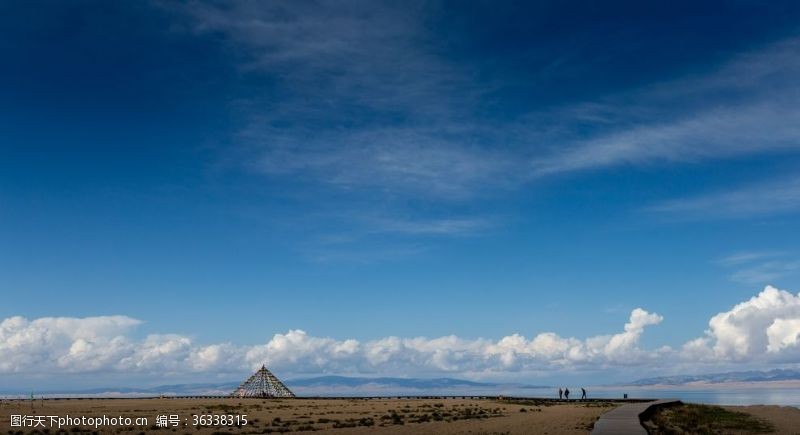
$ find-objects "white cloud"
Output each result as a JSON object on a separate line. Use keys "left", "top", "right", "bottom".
{"left": 0, "top": 316, "right": 245, "bottom": 376}
{"left": 0, "top": 309, "right": 663, "bottom": 377}
{"left": 767, "top": 318, "right": 800, "bottom": 353}
{"left": 0, "top": 315, "right": 140, "bottom": 373}
{"left": 682, "top": 285, "right": 800, "bottom": 361}
{"left": 604, "top": 308, "right": 663, "bottom": 360}
{"left": 244, "top": 311, "right": 667, "bottom": 375}
{"left": 4, "top": 286, "right": 800, "bottom": 379}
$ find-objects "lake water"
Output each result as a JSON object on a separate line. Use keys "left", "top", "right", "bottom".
{"left": 506, "top": 387, "right": 800, "bottom": 407}
{"left": 597, "top": 388, "right": 800, "bottom": 407}
{"left": 290, "top": 385, "right": 800, "bottom": 407}
{"left": 4, "top": 386, "right": 799, "bottom": 407}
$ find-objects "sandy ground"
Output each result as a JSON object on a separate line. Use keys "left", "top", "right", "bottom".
{"left": 726, "top": 405, "right": 800, "bottom": 434}
{"left": 0, "top": 397, "right": 615, "bottom": 434}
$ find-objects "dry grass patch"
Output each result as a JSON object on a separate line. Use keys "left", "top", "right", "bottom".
{"left": 644, "top": 403, "right": 775, "bottom": 434}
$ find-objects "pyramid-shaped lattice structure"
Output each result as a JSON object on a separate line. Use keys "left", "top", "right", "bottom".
{"left": 231, "top": 365, "right": 295, "bottom": 398}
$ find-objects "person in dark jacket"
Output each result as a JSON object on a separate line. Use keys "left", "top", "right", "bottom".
{"left": 558, "top": 388, "right": 563, "bottom": 399}
{"left": 581, "top": 388, "right": 587, "bottom": 399}
{"left": 564, "top": 388, "right": 570, "bottom": 400}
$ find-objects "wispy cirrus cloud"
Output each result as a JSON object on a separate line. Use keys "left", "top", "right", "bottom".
{"left": 241, "top": 125, "right": 516, "bottom": 198}
{"left": 296, "top": 216, "right": 491, "bottom": 263}
{"left": 717, "top": 251, "right": 786, "bottom": 267}
{"left": 363, "top": 216, "right": 493, "bottom": 236}
{"left": 173, "top": 2, "right": 800, "bottom": 198}
{"left": 647, "top": 176, "right": 800, "bottom": 220}
{"left": 176, "top": 0, "right": 510, "bottom": 199}
{"left": 531, "top": 36, "right": 800, "bottom": 176}
{"left": 531, "top": 102, "right": 800, "bottom": 176}
{"left": 160, "top": 0, "right": 800, "bottom": 264}
{"left": 730, "top": 261, "right": 800, "bottom": 285}
{"left": 716, "top": 251, "right": 800, "bottom": 285}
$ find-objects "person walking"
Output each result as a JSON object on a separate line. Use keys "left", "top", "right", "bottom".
{"left": 558, "top": 388, "right": 563, "bottom": 399}
{"left": 581, "top": 388, "right": 587, "bottom": 400}
{"left": 564, "top": 388, "right": 570, "bottom": 400}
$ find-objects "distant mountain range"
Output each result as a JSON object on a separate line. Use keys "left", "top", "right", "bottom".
{"left": 1, "top": 377, "right": 550, "bottom": 397}
{"left": 8, "top": 370, "right": 796, "bottom": 398}
{"left": 290, "top": 376, "right": 502, "bottom": 389}
{"left": 0, "top": 382, "right": 239, "bottom": 397}
{"left": 627, "top": 369, "right": 800, "bottom": 386}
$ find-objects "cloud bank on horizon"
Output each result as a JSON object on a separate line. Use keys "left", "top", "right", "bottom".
{"left": 2, "top": 286, "right": 799, "bottom": 380}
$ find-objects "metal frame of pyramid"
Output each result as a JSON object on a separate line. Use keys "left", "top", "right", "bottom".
{"left": 231, "top": 365, "right": 295, "bottom": 398}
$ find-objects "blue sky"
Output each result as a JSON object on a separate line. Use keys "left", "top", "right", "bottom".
{"left": 2, "top": 0, "right": 800, "bottom": 387}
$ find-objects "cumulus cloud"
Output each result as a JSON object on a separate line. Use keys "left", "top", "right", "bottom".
{"left": 4, "top": 287, "right": 800, "bottom": 378}
{"left": 1, "top": 308, "right": 663, "bottom": 377}
{"left": 682, "top": 286, "right": 800, "bottom": 361}
{"left": 767, "top": 318, "right": 800, "bottom": 354}
{"left": 0, "top": 316, "right": 140, "bottom": 373}
{"left": 0, "top": 316, "right": 246, "bottom": 375}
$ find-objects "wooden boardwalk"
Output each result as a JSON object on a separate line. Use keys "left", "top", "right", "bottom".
{"left": 591, "top": 399, "right": 681, "bottom": 435}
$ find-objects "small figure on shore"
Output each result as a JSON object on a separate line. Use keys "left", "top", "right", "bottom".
{"left": 558, "top": 388, "right": 563, "bottom": 399}
{"left": 564, "top": 388, "right": 570, "bottom": 400}
{"left": 581, "top": 388, "right": 587, "bottom": 399}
